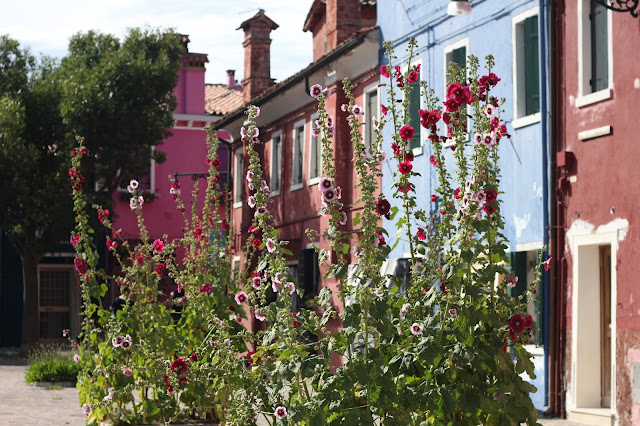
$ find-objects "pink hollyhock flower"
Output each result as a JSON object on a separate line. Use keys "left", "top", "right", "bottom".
{"left": 255, "top": 310, "right": 266, "bottom": 322}
{"left": 318, "top": 177, "right": 334, "bottom": 192}
{"left": 449, "top": 309, "right": 458, "bottom": 318}
{"left": 246, "top": 170, "right": 254, "bottom": 182}
{"left": 73, "top": 354, "right": 80, "bottom": 363}
{"left": 266, "top": 238, "right": 276, "bottom": 253}
{"left": 272, "top": 280, "right": 279, "bottom": 293}
{"left": 256, "top": 206, "right": 267, "bottom": 216}
{"left": 398, "top": 161, "right": 413, "bottom": 175}
{"left": 485, "top": 104, "right": 496, "bottom": 118}
{"left": 112, "top": 335, "right": 124, "bottom": 347}
{"left": 199, "top": 284, "right": 212, "bottom": 294}
{"left": 106, "top": 240, "right": 117, "bottom": 251}
{"left": 235, "top": 291, "right": 248, "bottom": 305}
{"left": 309, "top": 84, "right": 323, "bottom": 98}
{"left": 284, "top": 282, "right": 295, "bottom": 295}
{"left": 74, "top": 258, "right": 88, "bottom": 275}
{"left": 339, "top": 212, "right": 348, "bottom": 226}
{"left": 82, "top": 403, "right": 91, "bottom": 415}
{"left": 399, "top": 125, "right": 415, "bottom": 141}
{"left": 98, "top": 209, "right": 109, "bottom": 223}
{"left": 416, "top": 227, "right": 427, "bottom": 241}
{"left": 70, "top": 234, "right": 81, "bottom": 247}
{"left": 274, "top": 272, "right": 282, "bottom": 284}
{"left": 410, "top": 322, "right": 423, "bottom": 335}
{"left": 275, "top": 406, "right": 288, "bottom": 420}
{"left": 373, "top": 231, "right": 386, "bottom": 246}
{"left": 544, "top": 257, "right": 552, "bottom": 272}
{"left": 152, "top": 239, "right": 164, "bottom": 253}
{"left": 129, "top": 179, "right": 139, "bottom": 190}
{"left": 400, "top": 303, "right": 410, "bottom": 320}
{"left": 504, "top": 274, "right": 518, "bottom": 288}
{"left": 380, "top": 64, "right": 391, "bottom": 78}
{"left": 120, "top": 338, "right": 131, "bottom": 349}
{"left": 252, "top": 276, "right": 262, "bottom": 290}
{"left": 351, "top": 104, "right": 363, "bottom": 115}
{"left": 482, "top": 133, "right": 496, "bottom": 147}
{"left": 248, "top": 196, "right": 256, "bottom": 208}
{"left": 429, "top": 155, "right": 439, "bottom": 166}
{"left": 123, "top": 367, "right": 132, "bottom": 376}
{"left": 473, "top": 133, "right": 482, "bottom": 145}
{"left": 322, "top": 189, "right": 337, "bottom": 204}
{"left": 413, "top": 261, "right": 426, "bottom": 274}
{"left": 381, "top": 104, "right": 388, "bottom": 116}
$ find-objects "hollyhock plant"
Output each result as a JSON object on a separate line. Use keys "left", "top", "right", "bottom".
{"left": 275, "top": 406, "right": 287, "bottom": 420}
{"left": 152, "top": 239, "right": 165, "bottom": 253}
{"left": 399, "top": 125, "right": 415, "bottom": 141}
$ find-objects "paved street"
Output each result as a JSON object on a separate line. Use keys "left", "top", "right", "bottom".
{"left": 0, "top": 360, "right": 585, "bottom": 425}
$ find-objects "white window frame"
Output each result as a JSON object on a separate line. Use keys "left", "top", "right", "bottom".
{"left": 290, "top": 119, "right": 306, "bottom": 191}
{"left": 363, "top": 83, "right": 380, "bottom": 151}
{"left": 401, "top": 58, "right": 424, "bottom": 156}
{"left": 233, "top": 146, "right": 244, "bottom": 209}
{"left": 307, "top": 113, "right": 322, "bottom": 186}
{"left": 576, "top": 0, "right": 613, "bottom": 108}
{"left": 512, "top": 7, "right": 542, "bottom": 129}
{"left": 443, "top": 38, "right": 470, "bottom": 144}
{"left": 269, "top": 130, "right": 283, "bottom": 197}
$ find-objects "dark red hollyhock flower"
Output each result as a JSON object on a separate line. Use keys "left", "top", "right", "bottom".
{"left": 171, "top": 357, "right": 188, "bottom": 376}
{"left": 98, "top": 209, "right": 109, "bottom": 223}
{"left": 155, "top": 262, "right": 166, "bottom": 276}
{"left": 380, "top": 64, "right": 391, "bottom": 78}
{"left": 381, "top": 104, "right": 388, "bottom": 116}
{"left": 430, "top": 194, "right": 437, "bottom": 202}
{"left": 212, "top": 158, "right": 221, "bottom": 168}
{"left": 74, "top": 258, "right": 88, "bottom": 275}
{"left": 398, "top": 161, "right": 413, "bottom": 175}
{"left": 247, "top": 350, "right": 262, "bottom": 365}
{"left": 163, "top": 374, "right": 174, "bottom": 394}
{"left": 391, "top": 142, "right": 401, "bottom": 156}
{"left": 172, "top": 181, "right": 181, "bottom": 190}
{"left": 375, "top": 231, "right": 386, "bottom": 246}
{"left": 376, "top": 199, "right": 391, "bottom": 216}
{"left": 442, "top": 113, "right": 452, "bottom": 125}
{"left": 405, "top": 152, "right": 414, "bottom": 162}
{"left": 419, "top": 109, "right": 442, "bottom": 127}
{"left": 524, "top": 315, "right": 533, "bottom": 328}
{"left": 293, "top": 312, "right": 300, "bottom": 327}
{"left": 248, "top": 225, "right": 261, "bottom": 234}
{"left": 416, "top": 227, "right": 427, "bottom": 241}
{"left": 407, "top": 70, "right": 419, "bottom": 84}
{"left": 484, "top": 189, "right": 498, "bottom": 203}
{"left": 483, "top": 204, "right": 497, "bottom": 215}
{"left": 398, "top": 182, "right": 413, "bottom": 194}
{"left": 252, "top": 238, "right": 262, "bottom": 250}
{"left": 453, "top": 187, "right": 462, "bottom": 200}
{"left": 399, "top": 125, "right": 415, "bottom": 141}
{"left": 213, "top": 174, "right": 222, "bottom": 183}
{"left": 509, "top": 314, "right": 526, "bottom": 334}
{"left": 446, "top": 82, "right": 473, "bottom": 105}
{"left": 189, "top": 353, "right": 197, "bottom": 362}
{"left": 444, "top": 99, "right": 459, "bottom": 113}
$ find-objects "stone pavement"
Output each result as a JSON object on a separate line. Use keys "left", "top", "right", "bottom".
{"left": 0, "top": 361, "right": 586, "bottom": 425}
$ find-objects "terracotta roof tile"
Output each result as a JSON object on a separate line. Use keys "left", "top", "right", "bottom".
{"left": 205, "top": 84, "right": 244, "bottom": 116}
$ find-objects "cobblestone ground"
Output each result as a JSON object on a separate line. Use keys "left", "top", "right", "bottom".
{"left": 0, "top": 361, "right": 584, "bottom": 425}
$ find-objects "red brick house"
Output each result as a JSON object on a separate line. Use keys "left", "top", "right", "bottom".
{"left": 552, "top": 2, "right": 640, "bottom": 424}
{"left": 213, "top": 1, "right": 379, "bottom": 335}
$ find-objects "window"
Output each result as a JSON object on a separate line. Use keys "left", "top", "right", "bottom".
{"left": 233, "top": 147, "right": 243, "bottom": 207}
{"left": 270, "top": 131, "right": 282, "bottom": 195}
{"left": 513, "top": 8, "right": 541, "bottom": 127}
{"left": 291, "top": 120, "right": 305, "bottom": 190}
{"left": 444, "top": 39, "right": 469, "bottom": 142}
{"left": 308, "top": 114, "right": 322, "bottom": 184}
{"left": 115, "top": 146, "right": 157, "bottom": 193}
{"left": 577, "top": 0, "right": 612, "bottom": 107}
{"left": 364, "top": 86, "right": 379, "bottom": 150}
{"left": 407, "top": 70, "right": 422, "bottom": 151}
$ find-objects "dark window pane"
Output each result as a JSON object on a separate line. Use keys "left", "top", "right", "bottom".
{"left": 524, "top": 15, "right": 540, "bottom": 115}
{"left": 590, "top": 1, "right": 609, "bottom": 92}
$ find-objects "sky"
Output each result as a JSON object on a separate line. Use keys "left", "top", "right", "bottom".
{"left": 0, "top": 0, "right": 313, "bottom": 85}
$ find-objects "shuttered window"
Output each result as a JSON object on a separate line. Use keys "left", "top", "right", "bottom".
{"left": 408, "top": 78, "right": 422, "bottom": 150}
{"left": 590, "top": 0, "right": 609, "bottom": 93}
{"left": 298, "top": 249, "right": 319, "bottom": 306}
{"left": 524, "top": 16, "right": 540, "bottom": 116}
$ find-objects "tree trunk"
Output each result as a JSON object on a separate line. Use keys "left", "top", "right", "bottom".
{"left": 20, "top": 251, "right": 42, "bottom": 346}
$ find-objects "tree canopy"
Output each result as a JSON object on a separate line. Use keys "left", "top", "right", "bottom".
{"left": 0, "top": 28, "right": 183, "bottom": 345}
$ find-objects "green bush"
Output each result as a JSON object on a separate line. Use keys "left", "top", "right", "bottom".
{"left": 25, "top": 345, "right": 80, "bottom": 384}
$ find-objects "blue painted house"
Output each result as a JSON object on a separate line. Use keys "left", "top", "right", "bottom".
{"left": 377, "top": 0, "right": 552, "bottom": 411}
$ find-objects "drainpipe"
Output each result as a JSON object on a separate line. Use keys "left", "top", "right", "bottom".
{"left": 539, "top": 0, "right": 552, "bottom": 411}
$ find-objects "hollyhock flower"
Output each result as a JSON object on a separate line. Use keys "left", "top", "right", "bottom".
{"left": 334, "top": 186, "right": 342, "bottom": 199}
{"left": 246, "top": 170, "right": 254, "bottom": 182}
{"left": 322, "top": 189, "right": 337, "bottom": 204}
{"left": 82, "top": 403, "right": 91, "bottom": 415}
{"left": 272, "top": 280, "right": 279, "bottom": 293}
{"left": 544, "top": 257, "right": 553, "bottom": 272}
{"left": 408, "top": 69, "right": 419, "bottom": 83}
{"left": 120, "top": 339, "right": 131, "bottom": 349}
{"left": 413, "top": 261, "right": 426, "bottom": 274}
{"left": 473, "top": 133, "right": 482, "bottom": 145}
{"left": 485, "top": 189, "right": 498, "bottom": 203}
{"left": 509, "top": 314, "right": 526, "bottom": 334}
{"left": 123, "top": 367, "right": 132, "bottom": 376}
{"left": 318, "top": 177, "right": 333, "bottom": 192}
{"left": 504, "top": 274, "right": 519, "bottom": 288}
{"left": 293, "top": 312, "right": 301, "bottom": 326}
{"left": 199, "top": 284, "right": 212, "bottom": 294}
{"left": 380, "top": 151, "right": 389, "bottom": 162}
{"left": 284, "top": 282, "right": 295, "bottom": 295}
{"left": 398, "top": 161, "right": 413, "bottom": 175}
{"left": 339, "top": 212, "right": 348, "bottom": 226}
{"left": 380, "top": 64, "right": 391, "bottom": 78}
{"left": 152, "top": 239, "right": 164, "bottom": 253}
{"left": 399, "top": 125, "right": 415, "bottom": 141}
{"left": 400, "top": 303, "right": 410, "bottom": 320}
{"left": 410, "top": 322, "right": 423, "bottom": 335}
{"left": 446, "top": 82, "right": 473, "bottom": 105}
{"left": 74, "top": 258, "right": 88, "bottom": 275}
{"left": 351, "top": 104, "right": 363, "bottom": 115}
{"left": 248, "top": 183, "right": 255, "bottom": 191}
{"left": 453, "top": 187, "right": 462, "bottom": 200}
{"left": 311, "top": 127, "right": 320, "bottom": 137}
{"left": 163, "top": 374, "right": 174, "bottom": 394}
{"left": 405, "top": 152, "right": 414, "bottom": 162}
{"left": 70, "top": 234, "right": 81, "bottom": 247}
{"left": 98, "top": 209, "right": 109, "bottom": 223}
{"left": 248, "top": 196, "right": 256, "bottom": 208}
{"left": 485, "top": 104, "right": 496, "bottom": 118}
{"left": 429, "top": 155, "right": 439, "bottom": 166}
{"left": 310, "top": 84, "right": 323, "bottom": 98}
{"left": 171, "top": 357, "right": 188, "bottom": 376}
{"left": 483, "top": 204, "right": 497, "bottom": 215}
{"left": 274, "top": 272, "right": 283, "bottom": 284}
{"left": 449, "top": 309, "right": 458, "bottom": 318}
{"left": 373, "top": 231, "right": 386, "bottom": 246}
{"left": 416, "top": 227, "right": 427, "bottom": 241}
{"left": 482, "top": 132, "right": 496, "bottom": 147}
{"left": 106, "top": 240, "right": 118, "bottom": 251}
{"left": 252, "top": 238, "right": 262, "bottom": 250}
{"left": 211, "top": 158, "right": 221, "bottom": 168}
{"left": 252, "top": 276, "right": 262, "bottom": 290}
{"left": 248, "top": 225, "right": 260, "bottom": 234}
{"left": 189, "top": 352, "right": 198, "bottom": 362}
{"left": 155, "top": 263, "right": 166, "bottom": 276}
{"left": 255, "top": 310, "right": 266, "bottom": 322}
{"left": 256, "top": 206, "right": 267, "bottom": 216}
{"left": 376, "top": 199, "right": 391, "bottom": 216}
{"left": 381, "top": 104, "right": 388, "bottom": 116}
{"left": 275, "top": 406, "right": 288, "bottom": 420}
{"left": 130, "top": 179, "right": 139, "bottom": 190}
{"left": 398, "top": 182, "right": 413, "bottom": 193}
{"left": 444, "top": 98, "right": 459, "bottom": 112}
{"left": 73, "top": 354, "right": 80, "bottom": 363}
{"left": 235, "top": 291, "right": 248, "bottom": 305}
{"left": 341, "top": 103, "right": 348, "bottom": 112}
{"left": 265, "top": 238, "right": 277, "bottom": 253}
{"left": 524, "top": 314, "right": 533, "bottom": 328}
{"left": 112, "top": 335, "right": 124, "bottom": 347}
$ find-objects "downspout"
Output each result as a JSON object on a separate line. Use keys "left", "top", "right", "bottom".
{"left": 539, "top": 0, "right": 552, "bottom": 410}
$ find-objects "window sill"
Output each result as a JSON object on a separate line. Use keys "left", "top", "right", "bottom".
{"left": 307, "top": 177, "right": 321, "bottom": 187}
{"left": 411, "top": 146, "right": 423, "bottom": 156}
{"left": 268, "top": 190, "right": 280, "bottom": 198}
{"left": 233, "top": 201, "right": 243, "bottom": 209}
{"left": 289, "top": 183, "right": 304, "bottom": 192}
{"left": 575, "top": 88, "right": 613, "bottom": 108}
{"left": 512, "top": 112, "right": 541, "bottom": 129}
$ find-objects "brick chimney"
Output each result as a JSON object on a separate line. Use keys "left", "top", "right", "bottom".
{"left": 326, "top": 0, "right": 361, "bottom": 51}
{"left": 226, "top": 69, "right": 240, "bottom": 90}
{"left": 238, "top": 9, "right": 279, "bottom": 103}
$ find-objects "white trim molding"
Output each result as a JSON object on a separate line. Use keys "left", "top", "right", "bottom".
{"left": 512, "top": 6, "right": 540, "bottom": 123}
{"left": 578, "top": 125, "right": 612, "bottom": 141}
{"left": 577, "top": 0, "right": 613, "bottom": 100}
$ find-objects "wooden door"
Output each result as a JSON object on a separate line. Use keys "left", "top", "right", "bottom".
{"left": 599, "top": 245, "right": 611, "bottom": 408}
